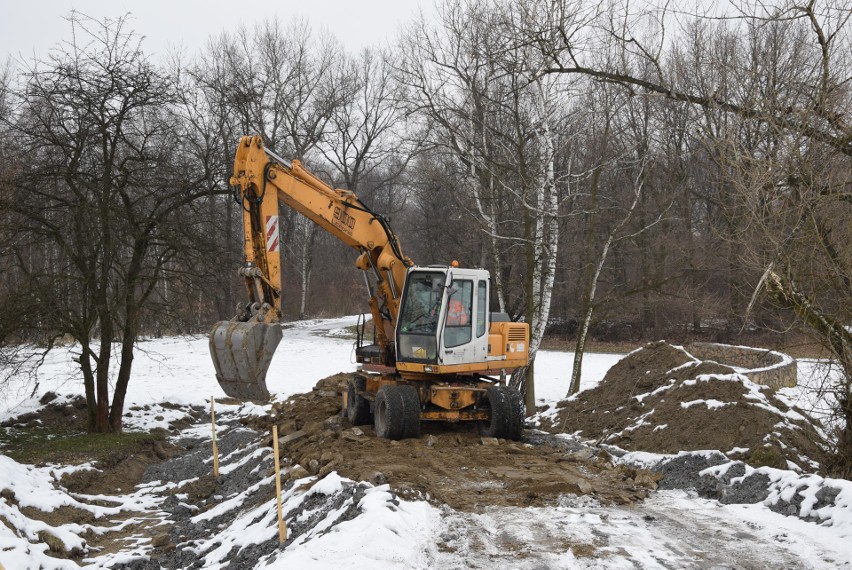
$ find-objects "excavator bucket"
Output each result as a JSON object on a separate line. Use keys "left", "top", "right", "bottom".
{"left": 209, "top": 321, "right": 283, "bottom": 401}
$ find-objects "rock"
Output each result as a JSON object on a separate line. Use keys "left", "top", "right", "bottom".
{"left": 324, "top": 415, "right": 344, "bottom": 431}
{"left": 152, "top": 533, "right": 171, "bottom": 548}
{"left": 480, "top": 437, "right": 499, "bottom": 446}
{"left": 277, "top": 420, "right": 298, "bottom": 434}
{"left": 0, "top": 488, "right": 16, "bottom": 502}
{"left": 278, "top": 430, "right": 307, "bottom": 446}
{"left": 317, "top": 390, "right": 339, "bottom": 398}
{"left": 634, "top": 471, "right": 661, "bottom": 490}
{"left": 350, "top": 427, "right": 364, "bottom": 436}
{"left": 565, "top": 474, "right": 594, "bottom": 495}
{"left": 370, "top": 471, "right": 387, "bottom": 485}
{"left": 308, "top": 459, "right": 320, "bottom": 475}
{"left": 39, "top": 392, "right": 58, "bottom": 404}
{"left": 426, "top": 435, "right": 436, "bottom": 447}
{"left": 288, "top": 465, "right": 310, "bottom": 480}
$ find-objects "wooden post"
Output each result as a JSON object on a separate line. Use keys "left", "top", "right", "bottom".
{"left": 272, "top": 424, "right": 287, "bottom": 544}
{"left": 211, "top": 397, "right": 219, "bottom": 478}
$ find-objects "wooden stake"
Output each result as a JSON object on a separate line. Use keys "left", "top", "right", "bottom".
{"left": 272, "top": 424, "right": 287, "bottom": 544}
{"left": 211, "top": 396, "right": 219, "bottom": 478}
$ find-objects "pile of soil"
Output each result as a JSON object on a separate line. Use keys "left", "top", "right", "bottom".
{"left": 0, "top": 392, "right": 89, "bottom": 431}
{"left": 538, "top": 341, "right": 826, "bottom": 471}
{"left": 244, "top": 373, "right": 660, "bottom": 511}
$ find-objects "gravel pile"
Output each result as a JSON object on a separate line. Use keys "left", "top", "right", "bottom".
{"left": 115, "top": 414, "right": 373, "bottom": 570}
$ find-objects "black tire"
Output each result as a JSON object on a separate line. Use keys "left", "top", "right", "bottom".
{"left": 374, "top": 385, "right": 406, "bottom": 440}
{"left": 347, "top": 375, "right": 372, "bottom": 426}
{"left": 480, "top": 386, "right": 524, "bottom": 440}
{"left": 503, "top": 386, "right": 525, "bottom": 441}
{"left": 398, "top": 384, "right": 422, "bottom": 439}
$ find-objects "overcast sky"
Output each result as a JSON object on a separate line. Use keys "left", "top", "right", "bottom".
{"left": 1, "top": 0, "right": 435, "bottom": 63}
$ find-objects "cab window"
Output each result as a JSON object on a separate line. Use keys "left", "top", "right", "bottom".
{"left": 476, "top": 281, "right": 487, "bottom": 337}
{"left": 444, "top": 279, "right": 472, "bottom": 348}
{"left": 397, "top": 271, "right": 444, "bottom": 362}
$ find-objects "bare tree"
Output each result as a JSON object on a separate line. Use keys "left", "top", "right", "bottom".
{"left": 398, "top": 0, "right": 578, "bottom": 411}
{"left": 1, "top": 13, "right": 213, "bottom": 432}
{"left": 320, "top": 47, "right": 409, "bottom": 192}
{"left": 521, "top": 0, "right": 852, "bottom": 473}
{"left": 193, "top": 19, "right": 352, "bottom": 320}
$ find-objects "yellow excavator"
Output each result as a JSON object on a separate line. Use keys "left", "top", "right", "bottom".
{"left": 210, "top": 135, "right": 529, "bottom": 440}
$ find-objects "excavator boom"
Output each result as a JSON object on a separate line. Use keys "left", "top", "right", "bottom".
{"left": 210, "top": 135, "right": 411, "bottom": 400}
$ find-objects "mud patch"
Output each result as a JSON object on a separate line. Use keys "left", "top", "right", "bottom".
{"left": 57, "top": 438, "right": 183, "bottom": 495}
{"left": 245, "top": 374, "right": 658, "bottom": 512}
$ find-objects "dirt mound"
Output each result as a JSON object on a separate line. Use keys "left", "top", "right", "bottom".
{"left": 243, "top": 373, "right": 660, "bottom": 511}
{"left": 538, "top": 342, "right": 826, "bottom": 471}
{"left": 1, "top": 392, "right": 89, "bottom": 431}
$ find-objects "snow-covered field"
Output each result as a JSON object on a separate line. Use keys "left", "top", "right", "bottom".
{"left": 1, "top": 317, "right": 851, "bottom": 569}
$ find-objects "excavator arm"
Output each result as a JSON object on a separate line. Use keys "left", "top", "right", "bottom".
{"left": 210, "top": 135, "right": 412, "bottom": 400}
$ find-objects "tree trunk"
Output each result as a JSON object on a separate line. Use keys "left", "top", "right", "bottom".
{"left": 570, "top": 159, "right": 646, "bottom": 395}
{"left": 765, "top": 270, "right": 852, "bottom": 477}
{"left": 109, "top": 305, "right": 139, "bottom": 432}
{"left": 95, "top": 322, "right": 112, "bottom": 433}
{"left": 569, "top": 232, "right": 612, "bottom": 395}
{"left": 79, "top": 342, "right": 97, "bottom": 432}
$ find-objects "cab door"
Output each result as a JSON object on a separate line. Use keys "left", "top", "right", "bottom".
{"left": 439, "top": 270, "right": 489, "bottom": 366}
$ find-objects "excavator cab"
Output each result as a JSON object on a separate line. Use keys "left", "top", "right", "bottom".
{"left": 396, "top": 267, "right": 491, "bottom": 368}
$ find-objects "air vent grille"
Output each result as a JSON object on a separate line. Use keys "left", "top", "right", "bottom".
{"left": 507, "top": 327, "right": 526, "bottom": 341}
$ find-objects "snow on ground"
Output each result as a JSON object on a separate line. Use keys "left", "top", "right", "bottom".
{"left": 1, "top": 318, "right": 621, "bottom": 424}
{"left": 1, "top": 317, "right": 849, "bottom": 569}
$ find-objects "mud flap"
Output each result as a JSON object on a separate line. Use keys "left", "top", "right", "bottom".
{"left": 209, "top": 321, "right": 283, "bottom": 401}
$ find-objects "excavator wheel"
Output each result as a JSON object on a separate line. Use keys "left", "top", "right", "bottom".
{"left": 374, "top": 386, "right": 404, "bottom": 440}
{"left": 398, "top": 384, "right": 421, "bottom": 439}
{"left": 374, "top": 384, "right": 421, "bottom": 440}
{"left": 480, "top": 386, "right": 524, "bottom": 441}
{"left": 503, "top": 387, "right": 525, "bottom": 441}
{"left": 347, "top": 375, "right": 372, "bottom": 426}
